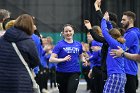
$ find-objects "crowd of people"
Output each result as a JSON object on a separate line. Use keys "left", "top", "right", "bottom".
{"left": 0, "top": 0, "right": 140, "bottom": 93}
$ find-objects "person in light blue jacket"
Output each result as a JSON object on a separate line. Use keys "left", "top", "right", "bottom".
{"left": 101, "top": 12, "right": 126, "bottom": 93}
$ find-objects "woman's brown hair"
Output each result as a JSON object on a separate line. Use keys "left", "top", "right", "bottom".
{"left": 62, "top": 24, "right": 75, "bottom": 32}
{"left": 14, "top": 14, "right": 34, "bottom": 35}
{"left": 92, "top": 26, "right": 103, "bottom": 37}
{"left": 109, "top": 28, "right": 125, "bottom": 44}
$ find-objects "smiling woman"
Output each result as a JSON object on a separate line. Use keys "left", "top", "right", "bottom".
{"left": 49, "top": 24, "right": 87, "bottom": 93}
{"left": 62, "top": 24, "right": 74, "bottom": 43}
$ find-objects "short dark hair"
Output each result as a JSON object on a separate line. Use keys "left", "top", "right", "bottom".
{"left": 109, "top": 12, "right": 118, "bottom": 24}
{"left": 123, "top": 11, "right": 136, "bottom": 21}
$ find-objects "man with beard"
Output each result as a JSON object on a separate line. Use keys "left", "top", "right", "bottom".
{"left": 121, "top": 11, "right": 139, "bottom": 93}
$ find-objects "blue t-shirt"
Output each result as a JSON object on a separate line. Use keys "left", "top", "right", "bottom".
{"left": 91, "top": 40, "right": 103, "bottom": 47}
{"left": 139, "top": 50, "right": 140, "bottom": 54}
{"left": 101, "top": 18, "right": 126, "bottom": 76}
{"left": 124, "top": 27, "right": 139, "bottom": 75}
{"left": 90, "top": 41, "right": 102, "bottom": 68}
{"left": 89, "top": 50, "right": 101, "bottom": 68}
{"left": 52, "top": 40, "right": 83, "bottom": 72}
{"left": 133, "top": 27, "right": 140, "bottom": 41}
{"left": 32, "top": 34, "right": 46, "bottom": 74}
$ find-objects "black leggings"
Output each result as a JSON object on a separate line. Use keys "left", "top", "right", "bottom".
{"left": 35, "top": 68, "right": 49, "bottom": 91}
{"left": 125, "top": 74, "right": 137, "bottom": 93}
{"left": 56, "top": 72, "right": 80, "bottom": 93}
{"left": 90, "top": 66, "right": 106, "bottom": 93}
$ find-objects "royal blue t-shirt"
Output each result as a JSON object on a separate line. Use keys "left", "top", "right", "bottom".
{"left": 52, "top": 40, "right": 83, "bottom": 72}
{"left": 32, "top": 34, "right": 44, "bottom": 74}
{"left": 90, "top": 41, "right": 102, "bottom": 68}
{"left": 101, "top": 18, "right": 126, "bottom": 76}
{"left": 91, "top": 40, "right": 103, "bottom": 47}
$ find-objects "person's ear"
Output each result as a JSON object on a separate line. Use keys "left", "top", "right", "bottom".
{"left": 130, "top": 18, "right": 134, "bottom": 23}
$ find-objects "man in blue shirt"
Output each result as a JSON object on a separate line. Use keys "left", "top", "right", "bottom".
{"left": 120, "top": 11, "right": 139, "bottom": 93}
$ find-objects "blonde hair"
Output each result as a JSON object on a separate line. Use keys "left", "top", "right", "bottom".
{"left": 46, "top": 36, "right": 53, "bottom": 43}
{"left": 5, "top": 20, "right": 15, "bottom": 30}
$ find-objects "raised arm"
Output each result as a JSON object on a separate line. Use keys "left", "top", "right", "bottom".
{"left": 84, "top": 20, "right": 106, "bottom": 43}
{"left": 101, "top": 12, "right": 118, "bottom": 48}
{"left": 94, "top": 0, "right": 103, "bottom": 22}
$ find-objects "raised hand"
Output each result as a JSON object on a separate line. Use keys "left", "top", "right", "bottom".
{"left": 103, "top": 11, "right": 109, "bottom": 21}
{"left": 84, "top": 20, "right": 92, "bottom": 30}
{"left": 94, "top": 0, "right": 102, "bottom": 11}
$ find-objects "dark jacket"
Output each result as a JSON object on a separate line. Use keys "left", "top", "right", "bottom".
{"left": 88, "top": 29, "right": 108, "bottom": 72}
{"left": 87, "top": 10, "right": 110, "bottom": 73}
{"left": 0, "top": 27, "right": 40, "bottom": 93}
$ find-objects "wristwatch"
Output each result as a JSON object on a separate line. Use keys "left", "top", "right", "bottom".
{"left": 121, "top": 51, "right": 125, "bottom": 57}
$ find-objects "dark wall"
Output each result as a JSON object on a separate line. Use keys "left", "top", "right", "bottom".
{"left": 0, "top": 0, "right": 140, "bottom": 39}
{"left": 0, "top": 0, "right": 82, "bottom": 33}
{"left": 105, "top": 0, "right": 140, "bottom": 27}
{"left": 82, "top": 0, "right": 140, "bottom": 27}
